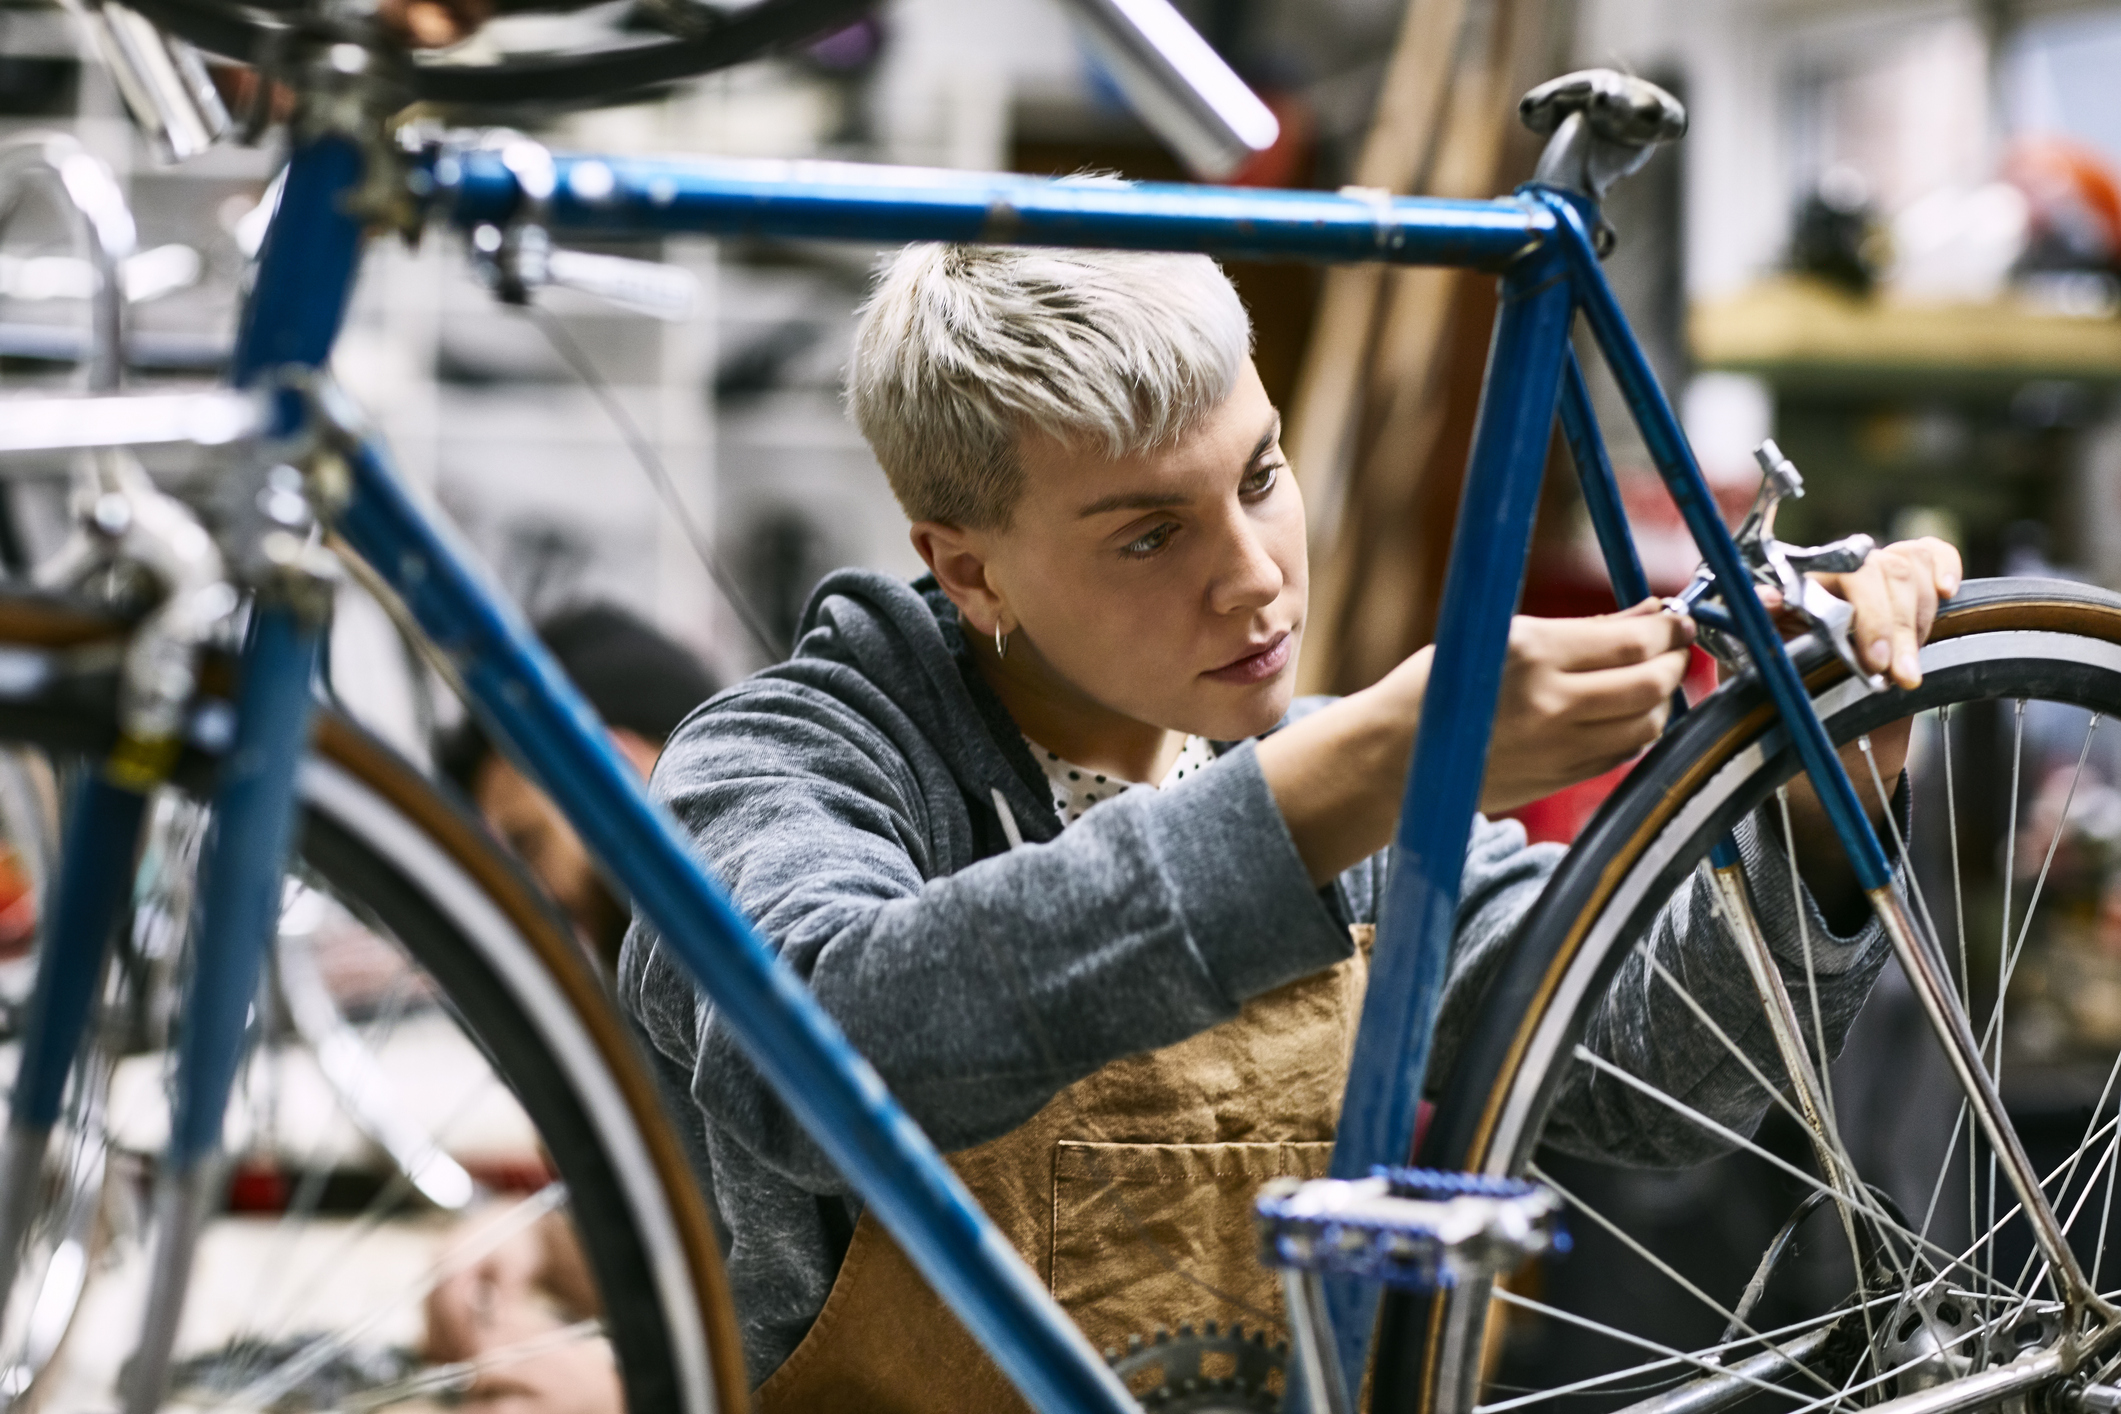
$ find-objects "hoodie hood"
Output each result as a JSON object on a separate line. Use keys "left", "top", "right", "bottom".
{"left": 781, "top": 568, "right": 1062, "bottom": 846}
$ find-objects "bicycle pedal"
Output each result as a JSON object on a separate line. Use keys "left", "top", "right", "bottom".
{"left": 1254, "top": 1166, "right": 1567, "bottom": 1290}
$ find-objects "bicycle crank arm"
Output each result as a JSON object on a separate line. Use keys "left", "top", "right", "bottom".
{"left": 1869, "top": 887, "right": 2114, "bottom": 1319}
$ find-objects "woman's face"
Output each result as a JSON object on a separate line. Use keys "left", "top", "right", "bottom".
{"left": 972, "top": 360, "right": 1308, "bottom": 743}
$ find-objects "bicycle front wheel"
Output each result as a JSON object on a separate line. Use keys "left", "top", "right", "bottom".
{"left": 1392, "top": 577, "right": 2121, "bottom": 1414}
{"left": 0, "top": 593, "right": 745, "bottom": 1413}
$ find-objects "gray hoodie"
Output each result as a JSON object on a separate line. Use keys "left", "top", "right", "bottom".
{"left": 619, "top": 570, "right": 1891, "bottom": 1384}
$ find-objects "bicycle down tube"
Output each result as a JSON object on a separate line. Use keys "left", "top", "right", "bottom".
{"left": 104, "top": 134, "right": 1978, "bottom": 1414}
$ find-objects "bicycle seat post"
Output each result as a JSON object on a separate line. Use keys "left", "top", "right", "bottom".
{"left": 1519, "top": 69, "right": 1687, "bottom": 254}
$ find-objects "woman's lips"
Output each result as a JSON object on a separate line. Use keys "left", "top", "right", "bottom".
{"left": 1205, "top": 631, "right": 1291, "bottom": 686}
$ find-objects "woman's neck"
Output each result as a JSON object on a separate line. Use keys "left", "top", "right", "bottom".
{"left": 971, "top": 626, "right": 1185, "bottom": 785}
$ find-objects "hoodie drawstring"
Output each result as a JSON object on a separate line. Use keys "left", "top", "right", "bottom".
{"left": 990, "top": 788, "right": 1026, "bottom": 851}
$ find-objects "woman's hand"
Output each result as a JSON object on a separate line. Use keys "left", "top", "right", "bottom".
{"left": 1261, "top": 538, "right": 1962, "bottom": 890}
{"left": 1801, "top": 536, "right": 1962, "bottom": 691}
{"left": 1261, "top": 601, "right": 1692, "bottom": 883}
{"left": 1780, "top": 537, "right": 1963, "bottom": 923}
{"left": 426, "top": 1210, "right": 618, "bottom": 1414}
{"left": 1480, "top": 601, "right": 1694, "bottom": 814}
{"left": 376, "top": 0, "right": 491, "bottom": 46}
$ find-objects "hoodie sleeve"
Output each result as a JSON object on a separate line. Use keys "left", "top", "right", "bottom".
{"left": 1418, "top": 798, "right": 1899, "bottom": 1166}
{"left": 619, "top": 678, "right": 1357, "bottom": 1194}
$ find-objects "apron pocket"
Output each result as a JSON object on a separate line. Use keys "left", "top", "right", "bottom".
{"left": 1050, "top": 1139, "right": 1332, "bottom": 1359}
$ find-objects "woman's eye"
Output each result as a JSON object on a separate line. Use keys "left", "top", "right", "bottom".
{"left": 1241, "top": 461, "right": 1283, "bottom": 498}
{"left": 1122, "top": 523, "right": 1177, "bottom": 558}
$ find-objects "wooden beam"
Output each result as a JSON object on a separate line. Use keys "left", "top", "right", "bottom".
{"left": 1284, "top": 0, "right": 1473, "bottom": 528}
{"left": 1300, "top": 0, "right": 1577, "bottom": 695}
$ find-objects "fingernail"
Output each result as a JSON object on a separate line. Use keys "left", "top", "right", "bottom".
{"left": 1870, "top": 638, "right": 1891, "bottom": 670}
{"left": 1897, "top": 649, "right": 1920, "bottom": 683}
{"left": 1942, "top": 573, "right": 1961, "bottom": 594}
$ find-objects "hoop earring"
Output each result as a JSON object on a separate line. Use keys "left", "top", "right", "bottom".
{"left": 994, "top": 623, "right": 1009, "bottom": 658}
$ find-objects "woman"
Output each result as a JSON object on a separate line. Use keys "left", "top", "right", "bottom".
{"left": 617, "top": 244, "right": 1957, "bottom": 1411}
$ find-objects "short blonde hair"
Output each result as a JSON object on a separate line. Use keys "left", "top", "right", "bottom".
{"left": 847, "top": 243, "right": 1252, "bottom": 529}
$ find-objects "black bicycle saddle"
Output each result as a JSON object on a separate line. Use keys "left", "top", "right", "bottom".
{"left": 1519, "top": 69, "right": 1686, "bottom": 148}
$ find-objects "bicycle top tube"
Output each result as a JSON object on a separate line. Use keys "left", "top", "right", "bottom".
{"left": 420, "top": 147, "right": 1554, "bottom": 271}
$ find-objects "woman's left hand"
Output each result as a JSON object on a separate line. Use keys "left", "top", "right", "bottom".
{"left": 1769, "top": 536, "right": 1963, "bottom": 690}
{"left": 1774, "top": 536, "right": 1963, "bottom": 925}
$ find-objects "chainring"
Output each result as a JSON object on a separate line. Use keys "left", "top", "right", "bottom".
{"left": 1104, "top": 1320, "right": 1285, "bottom": 1412}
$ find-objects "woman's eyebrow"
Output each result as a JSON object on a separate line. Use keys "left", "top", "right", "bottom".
{"left": 1074, "top": 415, "right": 1286, "bottom": 518}
{"left": 1075, "top": 489, "right": 1188, "bottom": 519}
{"left": 1249, "top": 417, "right": 1283, "bottom": 465}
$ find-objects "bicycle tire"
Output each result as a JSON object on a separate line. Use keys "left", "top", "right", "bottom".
{"left": 122, "top": 0, "right": 873, "bottom": 107}
{"left": 1383, "top": 576, "right": 2121, "bottom": 1414}
{"left": 0, "top": 591, "right": 747, "bottom": 1414}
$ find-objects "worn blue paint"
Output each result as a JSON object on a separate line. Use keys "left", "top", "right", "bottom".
{"left": 334, "top": 434, "right": 1138, "bottom": 1414}
{"left": 11, "top": 777, "right": 146, "bottom": 1129}
{"left": 168, "top": 607, "right": 322, "bottom": 1164}
{"left": 426, "top": 147, "right": 1553, "bottom": 270}
{"left": 1316, "top": 239, "right": 1580, "bottom": 1405}
{"left": 1547, "top": 188, "right": 1889, "bottom": 889}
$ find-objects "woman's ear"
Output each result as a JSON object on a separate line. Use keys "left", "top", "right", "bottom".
{"left": 910, "top": 521, "right": 1009, "bottom": 636}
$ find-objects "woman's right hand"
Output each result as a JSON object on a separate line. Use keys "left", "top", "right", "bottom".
{"left": 1477, "top": 600, "right": 1694, "bottom": 813}
{"left": 1262, "top": 600, "right": 1692, "bottom": 884}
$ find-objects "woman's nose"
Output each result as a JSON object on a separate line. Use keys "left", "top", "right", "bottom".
{"left": 1208, "top": 519, "right": 1284, "bottom": 616}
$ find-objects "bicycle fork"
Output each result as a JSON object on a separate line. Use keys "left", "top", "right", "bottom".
{"left": 124, "top": 604, "right": 322, "bottom": 1414}
{"left": 0, "top": 777, "right": 149, "bottom": 1340}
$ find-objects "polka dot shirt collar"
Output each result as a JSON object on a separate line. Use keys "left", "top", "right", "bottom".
{"left": 1024, "top": 733, "right": 1217, "bottom": 825}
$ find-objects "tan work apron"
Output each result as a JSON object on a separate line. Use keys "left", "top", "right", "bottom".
{"left": 757, "top": 924, "right": 1374, "bottom": 1414}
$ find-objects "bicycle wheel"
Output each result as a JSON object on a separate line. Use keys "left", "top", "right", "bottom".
{"left": 122, "top": 0, "right": 873, "bottom": 106}
{"left": 0, "top": 592, "right": 745, "bottom": 1413}
{"left": 1389, "top": 577, "right": 2121, "bottom": 1414}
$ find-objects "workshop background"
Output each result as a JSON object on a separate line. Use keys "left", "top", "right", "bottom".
{"left": 8, "top": 0, "right": 2117, "bottom": 764}
{"left": 7, "top": 0, "right": 2121, "bottom": 1393}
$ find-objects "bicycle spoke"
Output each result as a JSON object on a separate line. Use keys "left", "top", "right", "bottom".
{"left": 2005, "top": 716, "right": 2098, "bottom": 997}
{"left": 233, "top": 940, "right": 433, "bottom": 1337}
{"left": 1570, "top": 1046, "right": 2009, "bottom": 1292}
{"left": 1646, "top": 958, "right": 1876, "bottom": 1229}
{"left": 1472, "top": 1297, "right": 1904, "bottom": 1414}
{"left": 1939, "top": 706, "right": 1970, "bottom": 1006}
{"left": 1997, "top": 703, "right": 2026, "bottom": 1060}
{"left": 1527, "top": 1161, "right": 1844, "bottom": 1398}
{"left": 1772, "top": 1308, "right": 2003, "bottom": 1414}
{"left": 232, "top": 1181, "right": 570, "bottom": 1409}
{"left": 337, "top": 1317, "right": 606, "bottom": 1413}
{"left": 2001, "top": 1114, "right": 2121, "bottom": 1311}
{"left": 1897, "top": 1117, "right": 2121, "bottom": 1321}
{"left": 1489, "top": 1289, "right": 1842, "bottom": 1412}
{"left": 236, "top": 1066, "right": 510, "bottom": 1352}
{"left": 1776, "top": 788, "right": 1843, "bottom": 1139}
{"left": 2100, "top": 1080, "right": 2121, "bottom": 1293}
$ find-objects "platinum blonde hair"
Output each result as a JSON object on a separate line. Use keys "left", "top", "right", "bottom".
{"left": 847, "top": 243, "right": 1253, "bottom": 529}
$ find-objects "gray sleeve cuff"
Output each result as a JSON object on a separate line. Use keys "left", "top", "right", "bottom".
{"left": 1152, "top": 739, "right": 1355, "bottom": 1001}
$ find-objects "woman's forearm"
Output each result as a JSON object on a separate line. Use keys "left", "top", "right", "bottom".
{"left": 1256, "top": 690, "right": 1411, "bottom": 885}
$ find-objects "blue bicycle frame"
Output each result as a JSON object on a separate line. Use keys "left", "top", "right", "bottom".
{"left": 62, "top": 136, "right": 1899, "bottom": 1413}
